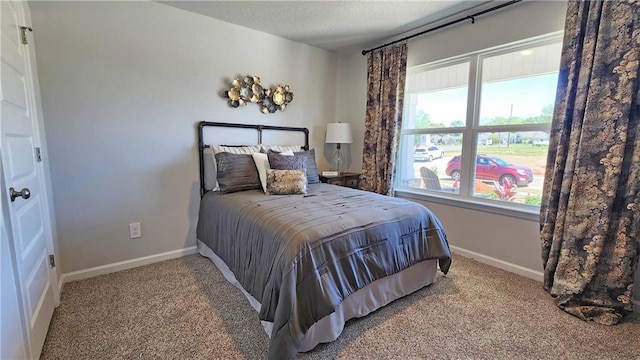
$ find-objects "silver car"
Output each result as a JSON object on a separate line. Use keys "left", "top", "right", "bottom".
{"left": 414, "top": 146, "right": 444, "bottom": 162}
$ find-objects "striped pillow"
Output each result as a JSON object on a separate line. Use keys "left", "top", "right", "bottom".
{"left": 260, "top": 144, "right": 304, "bottom": 153}
{"left": 211, "top": 145, "right": 260, "bottom": 154}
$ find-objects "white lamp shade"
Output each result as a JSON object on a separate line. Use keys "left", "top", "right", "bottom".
{"left": 325, "top": 122, "right": 353, "bottom": 144}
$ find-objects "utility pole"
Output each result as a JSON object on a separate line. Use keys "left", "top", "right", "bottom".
{"left": 507, "top": 103, "right": 513, "bottom": 148}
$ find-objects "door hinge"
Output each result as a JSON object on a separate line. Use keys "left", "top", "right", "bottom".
{"left": 35, "top": 147, "right": 42, "bottom": 162}
{"left": 20, "top": 26, "right": 33, "bottom": 45}
{"left": 49, "top": 254, "right": 56, "bottom": 268}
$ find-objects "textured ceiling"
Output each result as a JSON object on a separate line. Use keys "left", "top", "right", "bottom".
{"left": 160, "top": 1, "right": 495, "bottom": 54}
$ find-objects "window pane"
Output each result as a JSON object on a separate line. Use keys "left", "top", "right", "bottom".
{"left": 478, "top": 43, "right": 562, "bottom": 126}
{"left": 397, "top": 134, "right": 463, "bottom": 194}
{"left": 472, "top": 131, "right": 548, "bottom": 205}
{"left": 405, "top": 62, "right": 469, "bottom": 129}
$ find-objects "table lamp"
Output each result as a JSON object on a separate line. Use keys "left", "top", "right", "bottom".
{"left": 325, "top": 122, "right": 353, "bottom": 174}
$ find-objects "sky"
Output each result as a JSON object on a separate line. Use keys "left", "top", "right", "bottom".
{"left": 415, "top": 73, "right": 559, "bottom": 126}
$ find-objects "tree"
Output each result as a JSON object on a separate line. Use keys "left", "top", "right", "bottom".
{"left": 415, "top": 110, "right": 447, "bottom": 129}
{"left": 481, "top": 103, "right": 555, "bottom": 126}
{"left": 541, "top": 104, "right": 554, "bottom": 116}
{"left": 415, "top": 110, "right": 432, "bottom": 129}
{"left": 451, "top": 120, "right": 464, "bottom": 127}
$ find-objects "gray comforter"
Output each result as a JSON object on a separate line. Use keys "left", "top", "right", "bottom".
{"left": 196, "top": 183, "right": 451, "bottom": 359}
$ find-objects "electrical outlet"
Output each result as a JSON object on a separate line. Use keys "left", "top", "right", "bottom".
{"left": 129, "top": 222, "right": 142, "bottom": 239}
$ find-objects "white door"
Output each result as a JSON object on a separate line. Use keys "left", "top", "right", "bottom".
{"left": 1, "top": 1, "right": 57, "bottom": 358}
{"left": 1, "top": 185, "right": 28, "bottom": 360}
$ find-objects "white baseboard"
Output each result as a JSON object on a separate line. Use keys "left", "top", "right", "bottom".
{"left": 58, "top": 275, "right": 64, "bottom": 297}
{"left": 60, "top": 246, "right": 198, "bottom": 284}
{"left": 449, "top": 245, "right": 544, "bottom": 282}
{"left": 56, "top": 244, "right": 638, "bottom": 312}
{"left": 450, "top": 247, "right": 640, "bottom": 313}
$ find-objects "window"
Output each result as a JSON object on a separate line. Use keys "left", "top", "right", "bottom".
{"left": 397, "top": 34, "right": 563, "bottom": 210}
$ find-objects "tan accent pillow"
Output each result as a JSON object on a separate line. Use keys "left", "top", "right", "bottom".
{"left": 265, "top": 169, "right": 307, "bottom": 195}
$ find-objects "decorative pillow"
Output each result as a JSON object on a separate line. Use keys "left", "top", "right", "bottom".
{"left": 203, "top": 147, "right": 217, "bottom": 191}
{"left": 267, "top": 152, "right": 307, "bottom": 171}
{"left": 251, "top": 153, "right": 270, "bottom": 193}
{"left": 266, "top": 169, "right": 307, "bottom": 195}
{"left": 294, "top": 149, "right": 320, "bottom": 184}
{"left": 215, "top": 152, "right": 261, "bottom": 194}
{"left": 207, "top": 145, "right": 260, "bottom": 191}
{"left": 260, "top": 144, "right": 303, "bottom": 153}
{"left": 211, "top": 144, "right": 260, "bottom": 154}
{"left": 276, "top": 149, "right": 295, "bottom": 156}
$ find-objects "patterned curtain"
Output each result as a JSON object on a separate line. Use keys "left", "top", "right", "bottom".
{"left": 540, "top": 0, "right": 640, "bottom": 325}
{"left": 360, "top": 42, "right": 408, "bottom": 195}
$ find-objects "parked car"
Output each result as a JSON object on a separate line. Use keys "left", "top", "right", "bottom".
{"left": 445, "top": 154, "right": 534, "bottom": 186}
{"left": 413, "top": 146, "right": 444, "bottom": 162}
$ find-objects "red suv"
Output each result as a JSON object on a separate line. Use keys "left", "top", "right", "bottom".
{"left": 446, "top": 155, "right": 534, "bottom": 186}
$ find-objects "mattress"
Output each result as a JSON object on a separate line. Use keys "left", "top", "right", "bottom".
{"left": 196, "top": 183, "right": 451, "bottom": 358}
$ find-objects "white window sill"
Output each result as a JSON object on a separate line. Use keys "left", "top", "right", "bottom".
{"left": 395, "top": 188, "right": 540, "bottom": 222}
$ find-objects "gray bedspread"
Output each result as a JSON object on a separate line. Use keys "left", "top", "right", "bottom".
{"left": 196, "top": 183, "right": 451, "bottom": 359}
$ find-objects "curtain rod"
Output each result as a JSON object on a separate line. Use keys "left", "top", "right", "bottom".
{"left": 361, "top": 0, "right": 523, "bottom": 56}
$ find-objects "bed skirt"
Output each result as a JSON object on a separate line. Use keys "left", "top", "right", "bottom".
{"left": 196, "top": 239, "right": 438, "bottom": 352}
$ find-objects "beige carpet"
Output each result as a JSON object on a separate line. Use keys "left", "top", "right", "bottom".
{"left": 41, "top": 254, "right": 639, "bottom": 359}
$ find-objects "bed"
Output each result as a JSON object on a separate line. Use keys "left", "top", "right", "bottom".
{"left": 196, "top": 121, "right": 451, "bottom": 359}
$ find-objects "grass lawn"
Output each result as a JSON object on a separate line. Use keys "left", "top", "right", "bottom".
{"left": 477, "top": 144, "right": 549, "bottom": 156}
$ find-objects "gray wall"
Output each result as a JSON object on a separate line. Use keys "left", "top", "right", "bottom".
{"left": 336, "top": 0, "right": 639, "bottom": 309}
{"left": 335, "top": 53, "right": 368, "bottom": 172}
{"left": 30, "top": 1, "right": 338, "bottom": 273}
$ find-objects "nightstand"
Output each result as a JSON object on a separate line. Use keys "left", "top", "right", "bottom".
{"left": 319, "top": 172, "right": 361, "bottom": 189}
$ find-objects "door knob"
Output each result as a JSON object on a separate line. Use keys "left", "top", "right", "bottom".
{"left": 9, "top": 187, "right": 30, "bottom": 202}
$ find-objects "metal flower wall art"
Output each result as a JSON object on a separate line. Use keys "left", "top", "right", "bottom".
{"left": 223, "top": 75, "right": 294, "bottom": 114}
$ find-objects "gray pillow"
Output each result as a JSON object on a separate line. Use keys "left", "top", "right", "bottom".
{"left": 215, "top": 152, "right": 261, "bottom": 194}
{"left": 206, "top": 145, "right": 260, "bottom": 191}
{"left": 203, "top": 148, "right": 217, "bottom": 191}
{"left": 267, "top": 152, "right": 307, "bottom": 171}
{"left": 294, "top": 149, "right": 320, "bottom": 184}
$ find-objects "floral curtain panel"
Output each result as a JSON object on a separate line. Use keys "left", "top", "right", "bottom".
{"left": 540, "top": 0, "right": 640, "bottom": 325}
{"left": 360, "top": 42, "right": 408, "bottom": 195}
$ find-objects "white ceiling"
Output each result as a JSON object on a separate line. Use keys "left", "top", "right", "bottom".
{"left": 160, "top": 1, "right": 496, "bottom": 54}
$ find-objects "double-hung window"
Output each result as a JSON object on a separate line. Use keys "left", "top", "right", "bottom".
{"left": 397, "top": 33, "right": 563, "bottom": 212}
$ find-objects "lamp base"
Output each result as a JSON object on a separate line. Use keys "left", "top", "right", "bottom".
{"left": 330, "top": 146, "right": 344, "bottom": 173}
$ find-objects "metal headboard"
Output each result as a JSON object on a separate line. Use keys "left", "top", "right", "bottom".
{"left": 197, "top": 121, "right": 310, "bottom": 197}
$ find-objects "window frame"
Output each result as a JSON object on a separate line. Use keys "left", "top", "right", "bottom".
{"left": 396, "top": 32, "right": 564, "bottom": 218}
